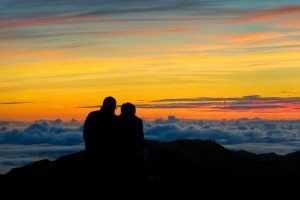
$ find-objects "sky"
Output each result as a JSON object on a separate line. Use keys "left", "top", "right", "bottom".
{"left": 1, "top": 0, "right": 300, "bottom": 121}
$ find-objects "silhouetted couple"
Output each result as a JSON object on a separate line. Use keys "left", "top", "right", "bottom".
{"left": 83, "top": 96, "right": 144, "bottom": 198}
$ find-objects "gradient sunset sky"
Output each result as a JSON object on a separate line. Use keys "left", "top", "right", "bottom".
{"left": 1, "top": 0, "right": 300, "bottom": 121}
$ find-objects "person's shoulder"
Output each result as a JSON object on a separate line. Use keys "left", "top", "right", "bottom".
{"left": 116, "top": 114, "right": 126, "bottom": 120}
{"left": 87, "top": 110, "right": 100, "bottom": 118}
{"left": 115, "top": 115, "right": 125, "bottom": 124}
{"left": 135, "top": 117, "right": 144, "bottom": 130}
{"left": 89, "top": 110, "right": 100, "bottom": 115}
{"left": 134, "top": 116, "right": 143, "bottom": 123}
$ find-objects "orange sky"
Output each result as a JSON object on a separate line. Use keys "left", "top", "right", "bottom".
{"left": 1, "top": 1, "right": 300, "bottom": 121}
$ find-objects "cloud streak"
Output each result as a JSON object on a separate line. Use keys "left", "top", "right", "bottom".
{"left": 0, "top": 0, "right": 196, "bottom": 29}
{"left": 0, "top": 25, "right": 196, "bottom": 41}
{"left": 133, "top": 95, "right": 300, "bottom": 111}
{"left": 230, "top": 5, "right": 300, "bottom": 23}
{"left": 153, "top": 95, "right": 300, "bottom": 103}
{"left": 0, "top": 15, "right": 94, "bottom": 29}
{"left": 217, "top": 105, "right": 284, "bottom": 110}
{"left": 0, "top": 102, "right": 33, "bottom": 105}
{"left": 2, "top": 1, "right": 300, "bottom": 30}
{"left": 77, "top": 95, "right": 300, "bottom": 111}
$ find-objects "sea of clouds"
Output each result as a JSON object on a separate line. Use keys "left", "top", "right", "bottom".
{"left": 1, "top": 116, "right": 300, "bottom": 173}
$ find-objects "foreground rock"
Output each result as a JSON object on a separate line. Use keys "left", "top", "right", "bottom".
{"left": 1, "top": 140, "right": 300, "bottom": 198}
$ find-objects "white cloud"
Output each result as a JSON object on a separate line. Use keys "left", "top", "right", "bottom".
{"left": 1, "top": 118, "right": 300, "bottom": 148}
{"left": 1, "top": 117, "right": 300, "bottom": 174}
{"left": 0, "top": 120, "right": 83, "bottom": 145}
{"left": 144, "top": 117, "right": 300, "bottom": 154}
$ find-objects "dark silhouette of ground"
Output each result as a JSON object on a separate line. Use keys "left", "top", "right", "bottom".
{"left": 1, "top": 139, "right": 300, "bottom": 198}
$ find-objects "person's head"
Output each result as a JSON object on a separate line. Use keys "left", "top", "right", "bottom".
{"left": 121, "top": 102, "right": 136, "bottom": 116}
{"left": 101, "top": 96, "right": 117, "bottom": 114}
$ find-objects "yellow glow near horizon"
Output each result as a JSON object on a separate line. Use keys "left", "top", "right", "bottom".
{"left": 1, "top": 48, "right": 300, "bottom": 121}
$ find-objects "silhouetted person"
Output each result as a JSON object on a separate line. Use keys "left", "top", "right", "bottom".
{"left": 83, "top": 96, "right": 118, "bottom": 197}
{"left": 118, "top": 103, "right": 144, "bottom": 171}
{"left": 116, "top": 102, "right": 144, "bottom": 199}
{"left": 83, "top": 96, "right": 117, "bottom": 154}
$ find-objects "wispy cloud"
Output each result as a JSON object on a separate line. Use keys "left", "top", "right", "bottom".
{"left": 224, "top": 31, "right": 300, "bottom": 47}
{"left": 136, "top": 103, "right": 212, "bottom": 109}
{"left": 77, "top": 95, "right": 300, "bottom": 111}
{"left": 0, "top": 0, "right": 196, "bottom": 29}
{"left": 77, "top": 105, "right": 100, "bottom": 109}
{"left": 277, "top": 18, "right": 300, "bottom": 29}
{"left": 3, "top": 1, "right": 300, "bottom": 30}
{"left": 153, "top": 95, "right": 300, "bottom": 103}
{"left": 0, "top": 14, "right": 95, "bottom": 29}
{"left": 230, "top": 5, "right": 300, "bottom": 23}
{"left": 78, "top": 105, "right": 124, "bottom": 109}
{"left": 0, "top": 26, "right": 195, "bottom": 41}
{"left": 0, "top": 102, "right": 33, "bottom": 105}
{"left": 230, "top": 32, "right": 282, "bottom": 43}
{"left": 138, "top": 95, "right": 300, "bottom": 111}
{"left": 217, "top": 105, "right": 284, "bottom": 110}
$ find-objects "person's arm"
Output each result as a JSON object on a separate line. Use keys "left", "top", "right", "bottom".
{"left": 83, "top": 112, "right": 94, "bottom": 151}
{"left": 83, "top": 114, "right": 90, "bottom": 141}
{"left": 137, "top": 120, "right": 144, "bottom": 153}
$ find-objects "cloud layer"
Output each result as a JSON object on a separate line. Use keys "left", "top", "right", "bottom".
{"left": 144, "top": 116, "right": 300, "bottom": 154}
{"left": 0, "top": 120, "right": 83, "bottom": 145}
{"left": 144, "top": 116, "right": 300, "bottom": 143}
{"left": 1, "top": 117, "right": 300, "bottom": 173}
{"left": 1, "top": 118, "right": 300, "bottom": 153}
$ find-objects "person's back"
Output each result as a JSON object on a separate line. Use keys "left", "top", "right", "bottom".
{"left": 83, "top": 111, "right": 117, "bottom": 155}
{"left": 117, "top": 103, "right": 144, "bottom": 171}
{"left": 83, "top": 96, "right": 117, "bottom": 156}
{"left": 83, "top": 96, "right": 118, "bottom": 192}
{"left": 115, "top": 103, "right": 144, "bottom": 198}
